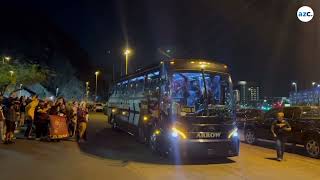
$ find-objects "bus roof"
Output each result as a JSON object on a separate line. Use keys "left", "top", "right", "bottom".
{"left": 117, "top": 58, "right": 229, "bottom": 82}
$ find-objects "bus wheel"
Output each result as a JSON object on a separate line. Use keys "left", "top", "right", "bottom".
{"left": 305, "top": 137, "right": 320, "bottom": 158}
{"left": 149, "top": 132, "right": 160, "bottom": 155}
{"left": 245, "top": 129, "right": 256, "bottom": 144}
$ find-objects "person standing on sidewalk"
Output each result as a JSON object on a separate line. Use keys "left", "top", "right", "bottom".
{"left": 271, "top": 112, "right": 292, "bottom": 161}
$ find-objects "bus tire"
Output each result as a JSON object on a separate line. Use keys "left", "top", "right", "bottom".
{"left": 149, "top": 130, "right": 160, "bottom": 155}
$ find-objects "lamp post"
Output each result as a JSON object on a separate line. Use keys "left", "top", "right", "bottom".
{"left": 124, "top": 48, "right": 131, "bottom": 75}
{"left": 292, "top": 82, "right": 297, "bottom": 93}
{"left": 9, "top": 71, "right": 14, "bottom": 84}
{"left": 312, "top": 82, "right": 316, "bottom": 88}
{"left": 56, "top": 87, "right": 59, "bottom": 97}
{"left": 86, "top": 81, "right": 89, "bottom": 100}
{"left": 95, "top": 71, "right": 99, "bottom": 101}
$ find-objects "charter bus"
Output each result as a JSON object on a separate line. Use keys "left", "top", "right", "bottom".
{"left": 106, "top": 59, "right": 239, "bottom": 158}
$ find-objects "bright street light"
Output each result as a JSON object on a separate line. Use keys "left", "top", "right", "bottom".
{"left": 123, "top": 48, "right": 132, "bottom": 75}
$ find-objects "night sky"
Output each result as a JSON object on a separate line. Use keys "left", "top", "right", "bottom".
{"left": 3, "top": 0, "right": 320, "bottom": 97}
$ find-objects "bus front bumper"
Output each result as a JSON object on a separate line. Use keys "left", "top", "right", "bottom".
{"left": 168, "top": 138, "right": 240, "bottom": 158}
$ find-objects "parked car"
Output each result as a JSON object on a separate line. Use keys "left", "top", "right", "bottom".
{"left": 94, "top": 103, "right": 104, "bottom": 112}
{"left": 244, "top": 106, "right": 320, "bottom": 158}
{"left": 236, "top": 109, "right": 264, "bottom": 129}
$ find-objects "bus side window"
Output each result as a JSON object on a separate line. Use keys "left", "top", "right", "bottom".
{"left": 136, "top": 76, "right": 145, "bottom": 96}
{"left": 146, "top": 71, "right": 160, "bottom": 96}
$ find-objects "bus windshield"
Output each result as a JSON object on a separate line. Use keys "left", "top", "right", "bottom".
{"left": 170, "top": 72, "right": 233, "bottom": 114}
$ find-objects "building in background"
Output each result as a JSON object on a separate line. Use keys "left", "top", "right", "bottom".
{"left": 235, "top": 81, "right": 262, "bottom": 106}
{"left": 290, "top": 87, "right": 320, "bottom": 105}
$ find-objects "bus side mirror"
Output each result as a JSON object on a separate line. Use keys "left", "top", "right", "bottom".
{"left": 233, "top": 90, "right": 240, "bottom": 104}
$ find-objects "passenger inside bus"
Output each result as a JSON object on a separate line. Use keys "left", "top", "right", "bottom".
{"left": 171, "top": 73, "right": 224, "bottom": 111}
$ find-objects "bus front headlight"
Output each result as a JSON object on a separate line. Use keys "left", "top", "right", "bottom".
{"left": 171, "top": 127, "right": 187, "bottom": 140}
{"left": 228, "top": 128, "right": 238, "bottom": 139}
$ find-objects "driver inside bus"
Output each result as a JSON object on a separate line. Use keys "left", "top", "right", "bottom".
{"left": 188, "top": 80, "right": 201, "bottom": 107}
{"left": 212, "top": 75, "right": 221, "bottom": 104}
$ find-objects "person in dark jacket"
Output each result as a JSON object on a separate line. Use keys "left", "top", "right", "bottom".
{"left": 271, "top": 112, "right": 292, "bottom": 161}
{"left": 4, "top": 102, "right": 19, "bottom": 144}
{"left": 34, "top": 101, "right": 50, "bottom": 140}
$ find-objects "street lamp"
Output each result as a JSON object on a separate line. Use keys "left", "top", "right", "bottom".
{"left": 9, "top": 70, "right": 14, "bottom": 77}
{"left": 86, "top": 81, "right": 89, "bottom": 100}
{"left": 3, "top": 56, "right": 10, "bottom": 64}
{"left": 312, "top": 82, "right": 317, "bottom": 88}
{"left": 56, "top": 87, "right": 59, "bottom": 97}
{"left": 123, "top": 48, "right": 131, "bottom": 75}
{"left": 95, "top": 71, "right": 99, "bottom": 101}
{"left": 292, "top": 82, "right": 297, "bottom": 93}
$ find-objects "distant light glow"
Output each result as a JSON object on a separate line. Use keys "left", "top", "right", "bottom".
{"left": 124, "top": 48, "right": 131, "bottom": 55}
{"left": 154, "top": 130, "right": 160, "bottom": 135}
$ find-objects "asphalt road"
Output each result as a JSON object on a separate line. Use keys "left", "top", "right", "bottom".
{"left": 0, "top": 113, "right": 319, "bottom": 180}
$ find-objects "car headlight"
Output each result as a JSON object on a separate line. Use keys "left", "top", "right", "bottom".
{"left": 171, "top": 127, "right": 187, "bottom": 139}
{"left": 228, "top": 128, "right": 238, "bottom": 139}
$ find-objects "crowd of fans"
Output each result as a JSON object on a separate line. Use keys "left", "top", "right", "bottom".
{"left": 0, "top": 95, "right": 89, "bottom": 144}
